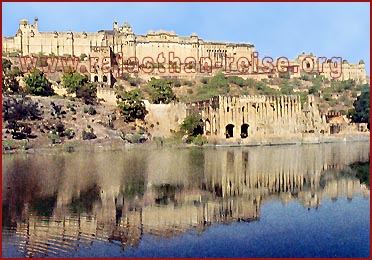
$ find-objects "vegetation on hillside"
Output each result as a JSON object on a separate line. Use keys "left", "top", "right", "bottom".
{"left": 143, "top": 78, "right": 178, "bottom": 104}
{"left": 117, "top": 89, "right": 147, "bottom": 122}
{"left": 2, "top": 54, "right": 370, "bottom": 149}
{"left": 62, "top": 72, "right": 89, "bottom": 94}
{"left": 179, "top": 112, "right": 206, "bottom": 145}
{"left": 62, "top": 72, "right": 97, "bottom": 104}
{"left": 76, "top": 83, "right": 97, "bottom": 105}
{"left": 24, "top": 69, "right": 54, "bottom": 96}
{"left": 180, "top": 113, "right": 203, "bottom": 136}
{"left": 348, "top": 88, "right": 370, "bottom": 129}
{"left": 2, "top": 95, "right": 42, "bottom": 140}
{"left": 2, "top": 58, "right": 22, "bottom": 94}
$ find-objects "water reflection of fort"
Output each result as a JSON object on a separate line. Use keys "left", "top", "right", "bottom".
{"left": 2, "top": 142, "right": 369, "bottom": 257}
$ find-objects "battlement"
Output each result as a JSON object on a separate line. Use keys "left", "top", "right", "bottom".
{"left": 217, "top": 95, "right": 300, "bottom": 106}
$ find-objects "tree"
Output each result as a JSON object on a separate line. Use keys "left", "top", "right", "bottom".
{"left": 145, "top": 78, "right": 177, "bottom": 104}
{"left": 2, "top": 58, "right": 11, "bottom": 70}
{"left": 117, "top": 89, "right": 147, "bottom": 122}
{"left": 2, "top": 95, "right": 41, "bottom": 140}
{"left": 62, "top": 72, "right": 96, "bottom": 104}
{"left": 24, "top": 69, "right": 54, "bottom": 96}
{"left": 2, "top": 71, "right": 20, "bottom": 94}
{"left": 62, "top": 72, "right": 89, "bottom": 94}
{"left": 76, "top": 83, "right": 97, "bottom": 105}
{"left": 349, "top": 89, "right": 370, "bottom": 129}
{"left": 180, "top": 113, "right": 203, "bottom": 136}
{"left": 2, "top": 58, "right": 20, "bottom": 94}
{"left": 2, "top": 95, "right": 42, "bottom": 121}
{"left": 6, "top": 121, "right": 33, "bottom": 140}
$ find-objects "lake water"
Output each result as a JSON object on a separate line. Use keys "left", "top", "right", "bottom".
{"left": 2, "top": 142, "right": 370, "bottom": 258}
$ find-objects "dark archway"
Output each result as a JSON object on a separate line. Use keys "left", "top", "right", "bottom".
{"left": 241, "top": 124, "right": 249, "bottom": 138}
{"left": 94, "top": 75, "right": 99, "bottom": 82}
{"left": 103, "top": 75, "right": 108, "bottom": 83}
{"left": 225, "top": 124, "right": 234, "bottom": 138}
{"left": 193, "top": 119, "right": 204, "bottom": 136}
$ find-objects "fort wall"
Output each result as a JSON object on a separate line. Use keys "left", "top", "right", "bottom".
{"left": 190, "top": 94, "right": 328, "bottom": 140}
{"left": 144, "top": 101, "right": 187, "bottom": 138}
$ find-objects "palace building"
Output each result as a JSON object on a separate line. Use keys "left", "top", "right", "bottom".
{"left": 3, "top": 18, "right": 367, "bottom": 84}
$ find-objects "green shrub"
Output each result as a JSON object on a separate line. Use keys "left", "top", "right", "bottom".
{"left": 227, "top": 76, "right": 246, "bottom": 87}
{"left": 189, "top": 135, "right": 207, "bottom": 146}
{"left": 117, "top": 89, "right": 147, "bottom": 122}
{"left": 323, "top": 93, "right": 332, "bottom": 101}
{"left": 300, "top": 75, "right": 310, "bottom": 81}
{"left": 172, "top": 80, "right": 182, "bottom": 88}
{"left": 82, "top": 128, "right": 97, "bottom": 140}
{"left": 131, "top": 133, "right": 143, "bottom": 143}
{"left": 24, "top": 69, "right": 54, "bottom": 96}
{"left": 2, "top": 140, "right": 16, "bottom": 150}
{"left": 64, "top": 129, "right": 75, "bottom": 139}
{"left": 121, "top": 72, "right": 131, "bottom": 81}
{"left": 62, "top": 72, "right": 89, "bottom": 94}
{"left": 87, "top": 106, "right": 97, "bottom": 115}
{"left": 8, "top": 51, "right": 21, "bottom": 57}
{"left": 200, "top": 78, "right": 209, "bottom": 84}
{"left": 116, "top": 85, "right": 124, "bottom": 91}
{"left": 128, "top": 77, "right": 140, "bottom": 86}
{"left": 184, "top": 80, "right": 193, "bottom": 87}
{"left": 79, "top": 53, "right": 88, "bottom": 61}
{"left": 48, "top": 133, "right": 59, "bottom": 144}
{"left": 76, "top": 83, "right": 97, "bottom": 105}
{"left": 144, "top": 78, "right": 178, "bottom": 104}
{"left": 180, "top": 113, "right": 203, "bottom": 136}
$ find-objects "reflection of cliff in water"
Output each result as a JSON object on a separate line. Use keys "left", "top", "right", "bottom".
{"left": 2, "top": 142, "right": 370, "bottom": 257}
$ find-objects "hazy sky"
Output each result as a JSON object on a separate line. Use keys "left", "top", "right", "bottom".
{"left": 2, "top": 2, "right": 370, "bottom": 72}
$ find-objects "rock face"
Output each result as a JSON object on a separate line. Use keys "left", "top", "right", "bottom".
{"left": 187, "top": 94, "right": 328, "bottom": 140}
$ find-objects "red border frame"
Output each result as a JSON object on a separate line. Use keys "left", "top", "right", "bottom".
{"left": 0, "top": 1, "right": 371, "bottom": 260}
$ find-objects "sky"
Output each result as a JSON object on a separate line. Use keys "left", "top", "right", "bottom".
{"left": 2, "top": 2, "right": 370, "bottom": 72}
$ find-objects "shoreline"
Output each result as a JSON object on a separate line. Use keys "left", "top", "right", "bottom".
{"left": 2, "top": 132, "right": 370, "bottom": 155}
{"left": 211, "top": 132, "right": 370, "bottom": 147}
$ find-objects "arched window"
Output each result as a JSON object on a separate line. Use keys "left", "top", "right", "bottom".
{"left": 241, "top": 124, "right": 249, "bottom": 138}
{"left": 225, "top": 124, "right": 234, "bottom": 138}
